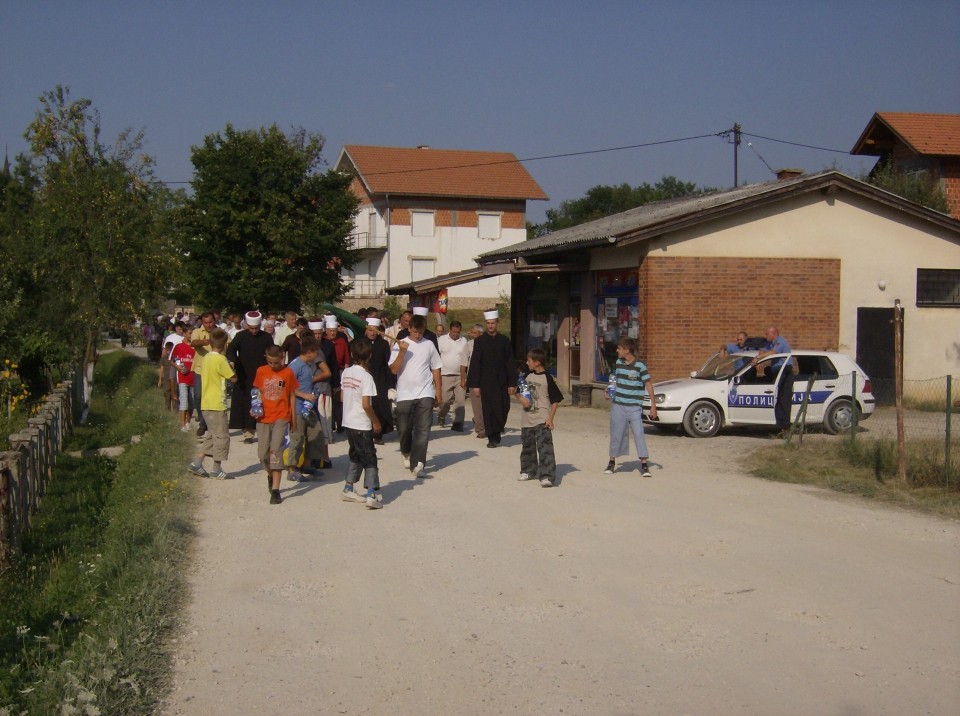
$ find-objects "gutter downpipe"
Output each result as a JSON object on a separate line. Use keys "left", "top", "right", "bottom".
{"left": 385, "top": 194, "right": 391, "bottom": 292}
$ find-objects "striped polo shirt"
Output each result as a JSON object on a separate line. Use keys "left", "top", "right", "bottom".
{"left": 612, "top": 358, "right": 651, "bottom": 406}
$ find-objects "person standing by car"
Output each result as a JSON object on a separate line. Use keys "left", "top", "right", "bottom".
{"left": 753, "top": 326, "right": 794, "bottom": 432}
{"left": 720, "top": 331, "right": 751, "bottom": 371}
{"left": 604, "top": 337, "right": 657, "bottom": 476}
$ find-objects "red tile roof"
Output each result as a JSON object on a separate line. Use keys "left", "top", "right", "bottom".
{"left": 337, "top": 145, "right": 549, "bottom": 201}
{"left": 852, "top": 112, "right": 960, "bottom": 156}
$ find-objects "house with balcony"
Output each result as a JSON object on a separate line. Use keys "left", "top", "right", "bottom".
{"left": 334, "top": 144, "right": 548, "bottom": 306}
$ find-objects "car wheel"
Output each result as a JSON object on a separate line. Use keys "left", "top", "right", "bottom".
{"left": 825, "top": 399, "right": 855, "bottom": 435}
{"left": 682, "top": 400, "right": 721, "bottom": 438}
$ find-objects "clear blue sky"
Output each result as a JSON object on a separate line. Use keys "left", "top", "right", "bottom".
{"left": 3, "top": 1, "right": 958, "bottom": 223}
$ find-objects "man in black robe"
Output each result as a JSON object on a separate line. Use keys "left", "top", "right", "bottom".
{"left": 227, "top": 311, "right": 275, "bottom": 443}
{"left": 353, "top": 317, "right": 395, "bottom": 443}
{"left": 466, "top": 309, "right": 516, "bottom": 448}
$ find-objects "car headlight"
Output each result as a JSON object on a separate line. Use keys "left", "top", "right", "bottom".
{"left": 655, "top": 394, "right": 666, "bottom": 404}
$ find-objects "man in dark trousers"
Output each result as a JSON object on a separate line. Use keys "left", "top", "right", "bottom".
{"left": 227, "top": 310, "right": 275, "bottom": 443}
{"left": 466, "top": 309, "right": 516, "bottom": 448}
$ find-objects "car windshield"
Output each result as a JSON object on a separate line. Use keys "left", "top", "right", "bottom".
{"left": 693, "top": 353, "right": 752, "bottom": 380}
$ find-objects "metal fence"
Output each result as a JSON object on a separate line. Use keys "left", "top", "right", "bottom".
{"left": 0, "top": 382, "right": 74, "bottom": 570}
{"left": 848, "top": 375, "right": 958, "bottom": 489}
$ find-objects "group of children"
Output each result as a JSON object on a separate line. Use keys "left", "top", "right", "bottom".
{"left": 185, "top": 315, "right": 658, "bottom": 507}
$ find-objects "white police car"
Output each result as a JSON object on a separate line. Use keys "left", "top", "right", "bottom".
{"left": 642, "top": 351, "right": 875, "bottom": 437}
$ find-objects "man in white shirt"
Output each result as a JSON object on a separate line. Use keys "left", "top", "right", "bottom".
{"left": 436, "top": 320, "right": 467, "bottom": 431}
{"left": 389, "top": 314, "right": 442, "bottom": 478}
{"left": 274, "top": 311, "right": 298, "bottom": 347}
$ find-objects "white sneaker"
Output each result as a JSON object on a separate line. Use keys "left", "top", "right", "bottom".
{"left": 341, "top": 488, "right": 366, "bottom": 504}
{"left": 365, "top": 492, "right": 383, "bottom": 509}
{"left": 539, "top": 478, "right": 554, "bottom": 487}
{"left": 518, "top": 473, "right": 535, "bottom": 481}
{"left": 412, "top": 462, "right": 425, "bottom": 478}
{"left": 402, "top": 455, "right": 410, "bottom": 469}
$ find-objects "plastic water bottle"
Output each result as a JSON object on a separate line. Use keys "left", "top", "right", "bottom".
{"left": 299, "top": 397, "right": 313, "bottom": 417}
{"left": 250, "top": 388, "right": 264, "bottom": 418}
{"left": 518, "top": 376, "right": 533, "bottom": 409}
{"left": 606, "top": 372, "right": 617, "bottom": 399}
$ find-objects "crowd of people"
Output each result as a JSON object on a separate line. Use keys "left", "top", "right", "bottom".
{"left": 141, "top": 303, "right": 662, "bottom": 507}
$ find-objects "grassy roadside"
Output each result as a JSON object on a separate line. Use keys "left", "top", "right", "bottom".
{"left": 746, "top": 436, "right": 960, "bottom": 520}
{"left": 0, "top": 350, "right": 195, "bottom": 714}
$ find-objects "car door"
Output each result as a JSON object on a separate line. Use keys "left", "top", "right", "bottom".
{"left": 726, "top": 357, "right": 785, "bottom": 426}
{"left": 791, "top": 355, "right": 841, "bottom": 424}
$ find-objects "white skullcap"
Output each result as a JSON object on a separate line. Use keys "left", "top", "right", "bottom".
{"left": 483, "top": 309, "right": 499, "bottom": 321}
{"left": 324, "top": 315, "right": 338, "bottom": 329}
{"left": 307, "top": 320, "right": 324, "bottom": 331}
{"left": 365, "top": 317, "right": 382, "bottom": 327}
{"left": 245, "top": 311, "right": 263, "bottom": 326}
{"left": 412, "top": 306, "right": 429, "bottom": 316}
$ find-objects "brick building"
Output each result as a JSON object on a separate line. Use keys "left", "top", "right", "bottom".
{"left": 473, "top": 171, "right": 960, "bottom": 392}
{"left": 851, "top": 112, "right": 960, "bottom": 220}
{"left": 334, "top": 145, "right": 547, "bottom": 308}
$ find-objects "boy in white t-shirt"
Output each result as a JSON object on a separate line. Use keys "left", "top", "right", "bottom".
{"left": 339, "top": 338, "right": 383, "bottom": 509}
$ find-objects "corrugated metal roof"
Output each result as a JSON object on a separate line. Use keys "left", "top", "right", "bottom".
{"left": 478, "top": 170, "right": 960, "bottom": 262}
{"left": 336, "top": 145, "right": 549, "bottom": 201}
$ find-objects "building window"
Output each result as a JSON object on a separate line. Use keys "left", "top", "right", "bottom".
{"left": 917, "top": 268, "right": 960, "bottom": 307}
{"left": 411, "top": 210, "right": 435, "bottom": 237}
{"left": 411, "top": 258, "right": 435, "bottom": 282}
{"left": 478, "top": 212, "right": 501, "bottom": 239}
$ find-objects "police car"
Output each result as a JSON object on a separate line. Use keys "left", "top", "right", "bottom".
{"left": 642, "top": 351, "right": 875, "bottom": 438}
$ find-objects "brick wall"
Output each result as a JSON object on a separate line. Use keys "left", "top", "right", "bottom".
{"left": 639, "top": 256, "right": 840, "bottom": 380}
{"left": 941, "top": 158, "right": 960, "bottom": 220}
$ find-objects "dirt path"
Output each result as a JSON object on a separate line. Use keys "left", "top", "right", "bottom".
{"left": 162, "top": 401, "right": 959, "bottom": 715}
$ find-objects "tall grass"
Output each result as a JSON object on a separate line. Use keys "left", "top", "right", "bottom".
{"left": 0, "top": 351, "right": 195, "bottom": 714}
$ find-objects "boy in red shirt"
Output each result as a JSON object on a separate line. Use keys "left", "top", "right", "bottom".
{"left": 170, "top": 326, "right": 197, "bottom": 432}
{"left": 253, "top": 345, "right": 297, "bottom": 505}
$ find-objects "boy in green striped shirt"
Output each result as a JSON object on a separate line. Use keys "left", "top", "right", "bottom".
{"left": 604, "top": 337, "right": 658, "bottom": 476}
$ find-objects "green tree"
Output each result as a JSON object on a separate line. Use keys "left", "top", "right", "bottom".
{"left": 181, "top": 124, "right": 358, "bottom": 313}
{"left": 862, "top": 163, "right": 949, "bottom": 214}
{"left": 528, "top": 176, "right": 704, "bottom": 237}
{"left": 7, "top": 86, "right": 177, "bottom": 389}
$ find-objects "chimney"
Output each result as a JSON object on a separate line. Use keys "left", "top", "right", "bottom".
{"left": 416, "top": 145, "right": 430, "bottom": 150}
{"left": 776, "top": 168, "right": 804, "bottom": 181}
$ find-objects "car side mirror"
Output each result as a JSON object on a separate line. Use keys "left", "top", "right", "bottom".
{"left": 733, "top": 375, "right": 741, "bottom": 385}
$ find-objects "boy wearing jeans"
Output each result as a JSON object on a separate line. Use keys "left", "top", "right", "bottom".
{"left": 189, "top": 328, "right": 237, "bottom": 479}
{"left": 517, "top": 349, "right": 564, "bottom": 487}
{"left": 286, "top": 335, "right": 327, "bottom": 482}
{"left": 604, "top": 337, "right": 658, "bottom": 477}
{"left": 339, "top": 339, "right": 383, "bottom": 509}
{"left": 253, "top": 345, "right": 297, "bottom": 505}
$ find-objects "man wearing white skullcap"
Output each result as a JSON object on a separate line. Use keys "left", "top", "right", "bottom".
{"left": 466, "top": 309, "right": 515, "bottom": 448}
{"left": 226, "top": 311, "right": 275, "bottom": 442}
{"left": 398, "top": 306, "right": 439, "bottom": 353}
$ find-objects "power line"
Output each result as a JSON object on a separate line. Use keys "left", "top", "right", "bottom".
{"left": 740, "top": 131, "right": 849, "bottom": 154}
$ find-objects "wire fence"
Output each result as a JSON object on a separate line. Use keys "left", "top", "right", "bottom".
{"left": 847, "top": 375, "right": 958, "bottom": 490}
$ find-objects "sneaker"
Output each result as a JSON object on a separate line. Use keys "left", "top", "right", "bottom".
{"left": 341, "top": 487, "right": 366, "bottom": 504}
{"left": 196, "top": 426, "right": 206, "bottom": 437}
{"left": 365, "top": 492, "right": 383, "bottom": 510}
{"left": 540, "top": 478, "right": 554, "bottom": 487}
{"left": 640, "top": 463, "right": 653, "bottom": 478}
{"left": 180, "top": 425, "right": 190, "bottom": 432}
{"left": 604, "top": 460, "right": 615, "bottom": 475}
{"left": 486, "top": 440, "right": 499, "bottom": 449}
{"left": 438, "top": 415, "right": 446, "bottom": 427}
{"left": 287, "top": 470, "right": 303, "bottom": 482}
{"left": 210, "top": 469, "right": 229, "bottom": 480}
{"left": 402, "top": 455, "right": 411, "bottom": 469}
{"left": 187, "top": 463, "right": 209, "bottom": 478}
{"left": 518, "top": 473, "right": 535, "bottom": 481}
{"left": 270, "top": 489, "right": 282, "bottom": 505}
{"left": 412, "top": 462, "right": 425, "bottom": 478}
{"left": 243, "top": 437, "right": 254, "bottom": 444}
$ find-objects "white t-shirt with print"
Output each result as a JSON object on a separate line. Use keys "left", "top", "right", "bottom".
{"left": 340, "top": 364, "right": 377, "bottom": 431}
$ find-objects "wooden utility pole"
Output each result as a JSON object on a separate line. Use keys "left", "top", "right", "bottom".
{"left": 733, "top": 123, "right": 741, "bottom": 187}
{"left": 893, "top": 299, "right": 907, "bottom": 485}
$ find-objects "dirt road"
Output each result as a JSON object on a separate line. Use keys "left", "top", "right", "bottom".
{"left": 162, "top": 403, "right": 959, "bottom": 715}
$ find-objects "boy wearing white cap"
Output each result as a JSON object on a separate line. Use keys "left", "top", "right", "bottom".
{"left": 389, "top": 313, "right": 442, "bottom": 478}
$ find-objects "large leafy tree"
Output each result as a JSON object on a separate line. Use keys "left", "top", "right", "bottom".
{"left": 4, "top": 86, "right": 177, "bottom": 389}
{"left": 863, "top": 162, "right": 949, "bottom": 214}
{"left": 181, "top": 124, "right": 358, "bottom": 313}
{"left": 528, "top": 176, "right": 705, "bottom": 237}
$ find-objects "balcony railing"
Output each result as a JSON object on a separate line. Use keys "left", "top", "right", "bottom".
{"left": 343, "top": 279, "right": 387, "bottom": 298}
{"left": 347, "top": 232, "right": 387, "bottom": 251}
